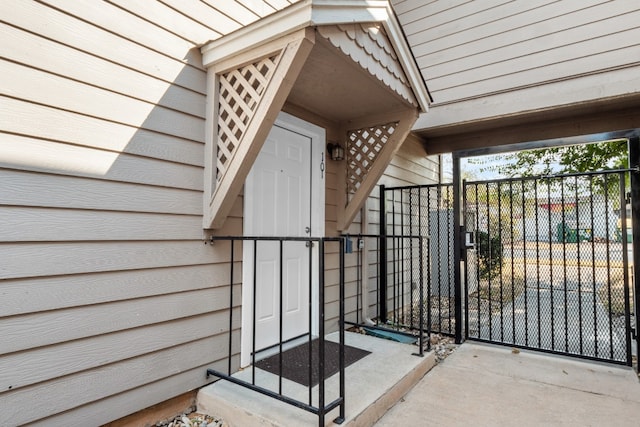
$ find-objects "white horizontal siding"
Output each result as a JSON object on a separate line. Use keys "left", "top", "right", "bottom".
{"left": 40, "top": 0, "right": 206, "bottom": 68}
{"left": 379, "top": 136, "right": 439, "bottom": 187}
{"left": 1, "top": 23, "right": 205, "bottom": 118}
{"left": 434, "top": 29, "right": 640, "bottom": 101}
{"left": 0, "top": 207, "right": 203, "bottom": 242}
{"left": 0, "top": 0, "right": 289, "bottom": 424}
{"left": 1, "top": 60, "right": 204, "bottom": 142}
{"left": 412, "top": 0, "right": 606, "bottom": 62}
{"left": 423, "top": 5, "right": 640, "bottom": 77}
{"left": 3, "top": 0, "right": 206, "bottom": 93}
{"left": 1, "top": 97, "right": 204, "bottom": 166}
{"left": 0, "top": 240, "right": 238, "bottom": 280}
{"left": 31, "top": 364, "right": 236, "bottom": 426}
{"left": 0, "top": 287, "right": 239, "bottom": 354}
{"left": 0, "top": 134, "right": 203, "bottom": 190}
{"left": 159, "top": 0, "right": 243, "bottom": 34}
{"left": 2, "top": 264, "right": 239, "bottom": 317}
{"left": 394, "top": 0, "right": 640, "bottom": 105}
{"left": 1, "top": 312, "right": 240, "bottom": 392}
{"left": 4, "top": 335, "right": 236, "bottom": 426}
{"left": 1, "top": 169, "right": 202, "bottom": 214}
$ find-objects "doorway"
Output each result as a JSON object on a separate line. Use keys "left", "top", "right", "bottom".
{"left": 241, "top": 112, "right": 325, "bottom": 367}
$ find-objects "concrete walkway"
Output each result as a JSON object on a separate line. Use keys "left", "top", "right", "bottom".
{"left": 375, "top": 342, "right": 640, "bottom": 426}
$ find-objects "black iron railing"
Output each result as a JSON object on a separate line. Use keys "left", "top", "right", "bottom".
{"left": 344, "top": 233, "right": 430, "bottom": 356}
{"left": 205, "top": 236, "right": 346, "bottom": 426}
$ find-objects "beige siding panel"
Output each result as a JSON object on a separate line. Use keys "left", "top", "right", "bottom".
{"left": 1, "top": 264, "right": 238, "bottom": 317}
{"left": 3, "top": 335, "right": 231, "bottom": 426}
{"left": 0, "top": 0, "right": 292, "bottom": 424}
{"left": 434, "top": 42, "right": 640, "bottom": 101}
{"left": 1, "top": 61, "right": 204, "bottom": 142}
{"left": 377, "top": 172, "right": 414, "bottom": 187}
{"left": 0, "top": 24, "right": 205, "bottom": 118}
{"left": 106, "top": 0, "right": 222, "bottom": 44}
{"left": 420, "top": 0, "right": 634, "bottom": 68}
{"left": 0, "top": 134, "right": 202, "bottom": 190}
{"left": 1, "top": 169, "right": 201, "bottom": 215}
{"left": 0, "top": 287, "right": 238, "bottom": 354}
{"left": 407, "top": 0, "right": 575, "bottom": 52}
{"left": 2, "top": 0, "right": 205, "bottom": 93}
{"left": 432, "top": 30, "right": 640, "bottom": 93}
{"left": 390, "top": 155, "right": 439, "bottom": 183}
{"left": 392, "top": 0, "right": 437, "bottom": 15}
{"left": 203, "top": 0, "right": 261, "bottom": 24}
{"left": 419, "top": 64, "right": 640, "bottom": 129}
{"left": 424, "top": 10, "right": 640, "bottom": 79}
{"left": 32, "top": 363, "right": 235, "bottom": 426}
{"left": 218, "top": 216, "right": 243, "bottom": 236}
{"left": 264, "top": 0, "right": 296, "bottom": 10}
{"left": 159, "top": 0, "right": 242, "bottom": 34}
{"left": 402, "top": 0, "right": 485, "bottom": 30}
{"left": 1, "top": 311, "right": 238, "bottom": 391}
{"left": 0, "top": 240, "right": 232, "bottom": 280}
{"left": 1, "top": 97, "right": 203, "bottom": 166}
{"left": 0, "top": 207, "right": 201, "bottom": 242}
{"left": 39, "top": 0, "right": 204, "bottom": 67}
{"left": 235, "top": 0, "right": 277, "bottom": 17}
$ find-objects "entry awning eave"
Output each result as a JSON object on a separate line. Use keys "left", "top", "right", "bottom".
{"left": 200, "top": 0, "right": 430, "bottom": 113}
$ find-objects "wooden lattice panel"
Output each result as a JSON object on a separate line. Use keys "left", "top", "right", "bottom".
{"left": 216, "top": 53, "right": 280, "bottom": 181}
{"left": 346, "top": 122, "right": 398, "bottom": 195}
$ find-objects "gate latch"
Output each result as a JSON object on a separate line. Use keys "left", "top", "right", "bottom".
{"left": 464, "top": 230, "right": 475, "bottom": 249}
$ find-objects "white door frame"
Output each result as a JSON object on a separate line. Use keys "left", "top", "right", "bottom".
{"left": 241, "top": 111, "right": 325, "bottom": 367}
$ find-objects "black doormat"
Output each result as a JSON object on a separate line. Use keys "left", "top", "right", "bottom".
{"left": 254, "top": 340, "right": 370, "bottom": 387}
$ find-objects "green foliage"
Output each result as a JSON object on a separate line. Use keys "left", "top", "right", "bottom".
{"left": 467, "top": 140, "right": 629, "bottom": 200}
{"left": 492, "top": 140, "right": 628, "bottom": 177}
{"left": 476, "top": 231, "right": 503, "bottom": 280}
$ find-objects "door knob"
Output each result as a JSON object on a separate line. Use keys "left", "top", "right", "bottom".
{"left": 305, "top": 226, "right": 311, "bottom": 234}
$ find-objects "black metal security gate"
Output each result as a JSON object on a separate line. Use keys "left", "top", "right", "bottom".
{"left": 380, "top": 133, "right": 640, "bottom": 366}
{"left": 463, "top": 170, "right": 634, "bottom": 364}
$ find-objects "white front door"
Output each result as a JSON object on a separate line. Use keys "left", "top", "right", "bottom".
{"left": 242, "top": 112, "right": 325, "bottom": 366}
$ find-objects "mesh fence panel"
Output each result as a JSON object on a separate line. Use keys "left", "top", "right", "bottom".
{"left": 464, "top": 171, "right": 632, "bottom": 363}
{"left": 383, "top": 185, "right": 455, "bottom": 336}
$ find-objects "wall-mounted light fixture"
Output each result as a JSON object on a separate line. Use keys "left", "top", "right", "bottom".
{"left": 327, "top": 142, "right": 345, "bottom": 161}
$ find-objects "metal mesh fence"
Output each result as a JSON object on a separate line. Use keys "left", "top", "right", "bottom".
{"left": 383, "top": 184, "right": 456, "bottom": 336}
{"left": 464, "top": 171, "right": 633, "bottom": 364}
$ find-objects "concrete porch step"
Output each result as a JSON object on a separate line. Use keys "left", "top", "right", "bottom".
{"left": 197, "top": 331, "right": 435, "bottom": 427}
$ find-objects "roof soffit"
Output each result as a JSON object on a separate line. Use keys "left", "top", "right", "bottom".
{"left": 200, "top": 0, "right": 430, "bottom": 113}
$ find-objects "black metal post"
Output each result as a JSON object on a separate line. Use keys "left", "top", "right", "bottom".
{"left": 620, "top": 172, "right": 632, "bottom": 365}
{"left": 318, "top": 239, "right": 326, "bottom": 427}
{"left": 337, "top": 238, "right": 346, "bottom": 423}
{"left": 278, "top": 240, "right": 283, "bottom": 395}
{"left": 628, "top": 137, "right": 640, "bottom": 368}
{"left": 462, "top": 179, "right": 469, "bottom": 340}
{"left": 379, "top": 185, "right": 388, "bottom": 323}
{"left": 418, "top": 237, "right": 425, "bottom": 356}
{"left": 252, "top": 240, "right": 258, "bottom": 385}
{"left": 453, "top": 153, "right": 463, "bottom": 343}
{"left": 228, "top": 240, "right": 234, "bottom": 376}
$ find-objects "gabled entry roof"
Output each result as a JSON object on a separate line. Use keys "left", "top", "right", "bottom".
{"left": 200, "top": 0, "right": 430, "bottom": 230}
{"left": 201, "top": 0, "right": 430, "bottom": 112}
